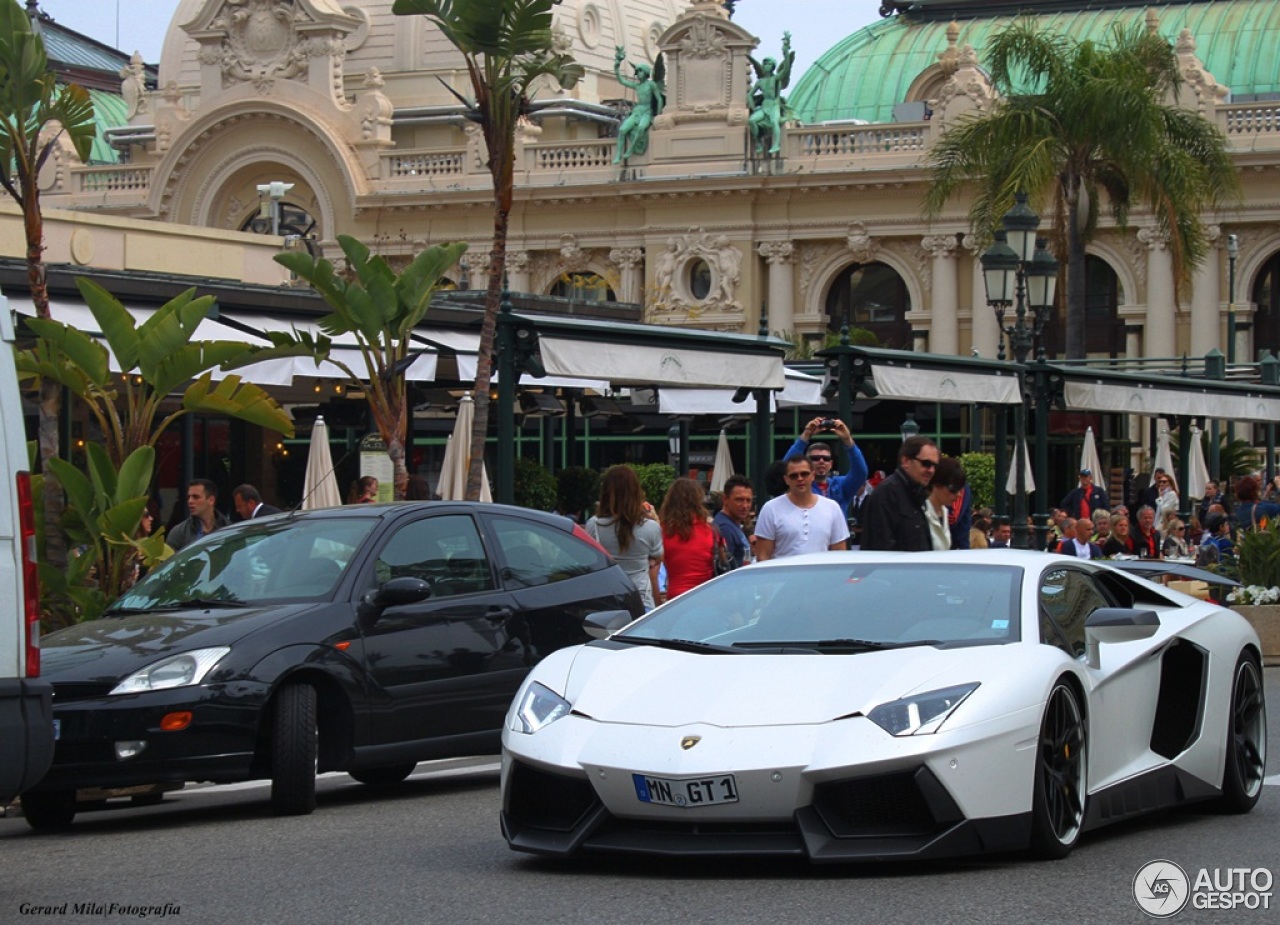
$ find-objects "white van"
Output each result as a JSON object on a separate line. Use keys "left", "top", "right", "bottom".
{"left": 0, "top": 296, "right": 51, "bottom": 802}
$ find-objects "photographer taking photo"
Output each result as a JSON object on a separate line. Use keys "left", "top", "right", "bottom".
{"left": 779, "top": 415, "right": 868, "bottom": 517}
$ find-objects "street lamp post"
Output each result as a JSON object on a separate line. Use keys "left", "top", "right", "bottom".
{"left": 1227, "top": 234, "right": 1239, "bottom": 446}
{"left": 981, "top": 193, "right": 1058, "bottom": 549}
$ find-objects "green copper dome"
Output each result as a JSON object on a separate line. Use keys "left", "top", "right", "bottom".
{"left": 790, "top": 1, "right": 1280, "bottom": 125}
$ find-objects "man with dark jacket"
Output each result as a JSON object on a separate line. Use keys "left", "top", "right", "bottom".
{"left": 232, "top": 483, "right": 282, "bottom": 521}
{"left": 859, "top": 435, "right": 939, "bottom": 551}
{"left": 1060, "top": 468, "right": 1109, "bottom": 522}
{"left": 168, "top": 479, "right": 230, "bottom": 552}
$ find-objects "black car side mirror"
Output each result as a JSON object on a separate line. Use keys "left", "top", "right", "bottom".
{"left": 358, "top": 577, "right": 432, "bottom": 626}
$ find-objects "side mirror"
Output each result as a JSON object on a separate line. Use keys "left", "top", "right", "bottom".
{"left": 358, "top": 577, "right": 432, "bottom": 626}
{"left": 1084, "top": 607, "right": 1159, "bottom": 669}
{"left": 583, "top": 609, "right": 635, "bottom": 640}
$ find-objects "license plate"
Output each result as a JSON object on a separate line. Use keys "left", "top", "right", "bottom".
{"left": 632, "top": 773, "right": 738, "bottom": 808}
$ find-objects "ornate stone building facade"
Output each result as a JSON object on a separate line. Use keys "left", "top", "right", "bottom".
{"left": 39, "top": 0, "right": 1280, "bottom": 366}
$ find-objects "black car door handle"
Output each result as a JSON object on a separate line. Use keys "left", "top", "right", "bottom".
{"left": 485, "top": 607, "right": 514, "bottom": 624}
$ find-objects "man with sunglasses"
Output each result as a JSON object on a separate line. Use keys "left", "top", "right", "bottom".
{"left": 859, "top": 435, "right": 939, "bottom": 551}
{"left": 780, "top": 416, "right": 868, "bottom": 516}
{"left": 753, "top": 457, "right": 849, "bottom": 560}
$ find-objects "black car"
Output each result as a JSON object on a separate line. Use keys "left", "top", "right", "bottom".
{"left": 24, "top": 502, "right": 642, "bottom": 829}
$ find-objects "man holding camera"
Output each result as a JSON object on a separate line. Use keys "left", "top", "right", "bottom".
{"left": 780, "top": 416, "right": 868, "bottom": 516}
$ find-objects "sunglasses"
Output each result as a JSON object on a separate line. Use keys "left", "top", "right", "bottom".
{"left": 913, "top": 458, "right": 938, "bottom": 469}
{"left": 940, "top": 483, "right": 963, "bottom": 493}
{"left": 786, "top": 472, "right": 813, "bottom": 481}
{"left": 807, "top": 455, "right": 832, "bottom": 462}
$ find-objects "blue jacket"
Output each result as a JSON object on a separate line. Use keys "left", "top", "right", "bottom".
{"left": 781, "top": 439, "right": 868, "bottom": 515}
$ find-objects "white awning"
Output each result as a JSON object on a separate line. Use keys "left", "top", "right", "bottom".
{"left": 539, "top": 335, "right": 785, "bottom": 389}
{"left": 870, "top": 364, "right": 1023, "bottom": 405}
{"left": 1063, "top": 379, "right": 1280, "bottom": 423}
{"left": 657, "top": 370, "right": 823, "bottom": 414}
{"left": 215, "top": 311, "right": 438, "bottom": 383}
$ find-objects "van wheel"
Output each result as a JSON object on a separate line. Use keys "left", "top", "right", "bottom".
{"left": 22, "top": 791, "right": 77, "bottom": 831}
{"left": 270, "top": 684, "right": 317, "bottom": 816}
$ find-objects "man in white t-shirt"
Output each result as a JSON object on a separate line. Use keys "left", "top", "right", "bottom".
{"left": 754, "top": 457, "right": 849, "bottom": 560}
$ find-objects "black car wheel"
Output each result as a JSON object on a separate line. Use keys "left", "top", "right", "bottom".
{"left": 21, "top": 790, "right": 77, "bottom": 831}
{"left": 1218, "top": 652, "right": 1267, "bottom": 813}
{"left": 349, "top": 764, "right": 417, "bottom": 786}
{"left": 1029, "top": 680, "right": 1087, "bottom": 859}
{"left": 270, "top": 684, "right": 318, "bottom": 816}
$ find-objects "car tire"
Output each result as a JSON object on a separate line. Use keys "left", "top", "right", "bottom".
{"left": 348, "top": 764, "right": 417, "bottom": 786}
{"left": 21, "top": 791, "right": 77, "bottom": 831}
{"left": 1217, "top": 652, "right": 1267, "bottom": 814}
{"left": 1028, "top": 680, "right": 1087, "bottom": 859}
{"left": 270, "top": 684, "right": 318, "bottom": 817}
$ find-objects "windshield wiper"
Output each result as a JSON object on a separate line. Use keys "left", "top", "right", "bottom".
{"left": 614, "top": 636, "right": 741, "bottom": 654}
{"left": 153, "top": 597, "right": 248, "bottom": 610}
{"left": 101, "top": 606, "right": 154, "bottom": 617}
{"left": 808, "top": 638, "right": 943, "bottom": 651}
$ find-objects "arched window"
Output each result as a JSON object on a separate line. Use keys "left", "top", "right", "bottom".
{"left": 824, "top": 262, "right": 911, "bottom": 349}
{"left": 1252, "top": 251, "right": 1280, "bottom": 359}
{"left": 1041, "top": 256, "right": 1122, "bottom": 358}
{"left": 550, "top": 272, "right": 616, "bottom": 303}
{"left": 240, "top": 202, "right": 318, "bottom": 239}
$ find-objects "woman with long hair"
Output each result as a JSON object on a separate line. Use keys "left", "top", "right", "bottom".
{"left": 659, "top": 477, "right": 715, "bottom": 599}
{"left": 348, "top": 475, "right": 378, "bottom": 504}
{"left": 924, "top": 458, "right": 967, "bottom": 551}
{"left": 1102, "top": 513, "right": 1136, "bottom": 557}
{"left": 585, "top": 466, "right": 663, "bottom": 610}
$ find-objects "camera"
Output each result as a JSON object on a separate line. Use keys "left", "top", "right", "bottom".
{"left": 819, "top": 418, "right": 836, "bottom": 429}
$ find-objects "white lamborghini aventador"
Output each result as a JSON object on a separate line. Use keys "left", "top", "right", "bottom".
{"left": 500, "top": 551, "right": 1267, "bottom": 863}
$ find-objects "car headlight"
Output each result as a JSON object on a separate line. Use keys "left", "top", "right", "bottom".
{"left": 109, "top": 647, "right": 231, "bottom": 695}
{"left": 867, "top": 683, "right": 980, "bottom": 736}
{"left": 510, "top": 682, "right": 572, "bottom": 734}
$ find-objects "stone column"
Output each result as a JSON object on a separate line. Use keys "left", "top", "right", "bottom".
{"left": 506, "top": 251, "right": 531, "bottom": 294}
{"left": 1139, "top": 227, "right": 1175, "bottom": 358}
{"left": 964, "top": 234, "right": 1001, "bottom": 358}
{"left": 757, "top": 241, "right": 796, "bottom": 335}
{"left": 922, "top": 234, "right": 959, "bottom": 355}
{"left": 609, "top": 247, "right": 644, "bottom": 305}
{"left": 1189, "top": 226, "right": 1221, "bottom": 357}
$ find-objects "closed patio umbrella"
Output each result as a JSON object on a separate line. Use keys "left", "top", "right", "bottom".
{"left": 301, "top": 415, "right": 343, "bottom": 509}
{"left": 709, "top": 430, "right": 734, "bottom": 494}
{"left": 1080, "top": 426, "right": 1103, "bottom": 485}
{"left": 437, "top": 394, "right": 491, "bottom": 502}
{"left": 1188, "top": 425, "right": 1211, "bottom": 499}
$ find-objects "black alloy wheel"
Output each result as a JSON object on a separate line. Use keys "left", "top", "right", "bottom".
{"left": 1218, "top": 652, "right": 1267, "bottom": 813}
{"left": 1029, "top": 680, "right": 1087, "bottom": 859}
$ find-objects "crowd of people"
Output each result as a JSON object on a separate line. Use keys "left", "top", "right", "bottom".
{"left": 148, "top": 422, "right": 1280, "bottom": 613}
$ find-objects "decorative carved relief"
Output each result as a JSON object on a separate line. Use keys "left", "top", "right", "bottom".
{"left": 798, "top": 243, "right": 844, "bottom": 300}
{"left": 646, "top": 228, "right": 745, "bottom": 317}
{"left": 845, "top": 223, "right": 879, "bottom": 264}
{"left": 757, "top": 241, "right": 795, "bottom": 265}
{"left": 609, "top": 247, "right": 644, "bottom": 271}
{"left": 921, "top": 234, "right": 958, "bottom": 260}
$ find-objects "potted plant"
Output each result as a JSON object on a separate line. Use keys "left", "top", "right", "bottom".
{"left": 1226, "top": 522, "right": 1280, "bottom": 664}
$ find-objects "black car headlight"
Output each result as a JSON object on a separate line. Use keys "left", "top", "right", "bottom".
{"left": 510, "top": 682, "right": 571, "bottom": 734}
{"left": 867, "top": 683, "right": 980, "bottom": 736}
{"left": 109, "top": 647, "right": 231, "bottom": 695}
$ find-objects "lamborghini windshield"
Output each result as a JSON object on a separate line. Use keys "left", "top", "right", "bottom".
{"left": 617, "top": 562, "right": 1022, "bottom": 651}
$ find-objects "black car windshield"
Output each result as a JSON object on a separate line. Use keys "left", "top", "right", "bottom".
{"left": 619, "top": 562, "right": 1022, "bottom": 651}
{"left": 110, "top": 517, "right": 377, "bottom": 610}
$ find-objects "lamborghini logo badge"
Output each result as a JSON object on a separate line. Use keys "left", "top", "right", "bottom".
{"left": 680, "top": 736, "right": 701, "bottom": 750}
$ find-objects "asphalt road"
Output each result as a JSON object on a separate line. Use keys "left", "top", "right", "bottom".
{"left": 3, "top": 672, "right": 1279, "bottom": 925}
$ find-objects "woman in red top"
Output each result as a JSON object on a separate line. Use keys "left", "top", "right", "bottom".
{"left": 659, "top": 477, "right": 715, "bottom": 599}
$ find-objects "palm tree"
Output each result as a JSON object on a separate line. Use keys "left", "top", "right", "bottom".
{"left": 924, "top": 18, "right": 1239, "bottom": 359}
{"left": 0, "top": 0, "right": 96, "bottom": 566}
{"left": 393, "top": 0, "right": 582, "bottom": 499}
{"left": 273, "top": 236, "right": 469, "bottom": 499}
